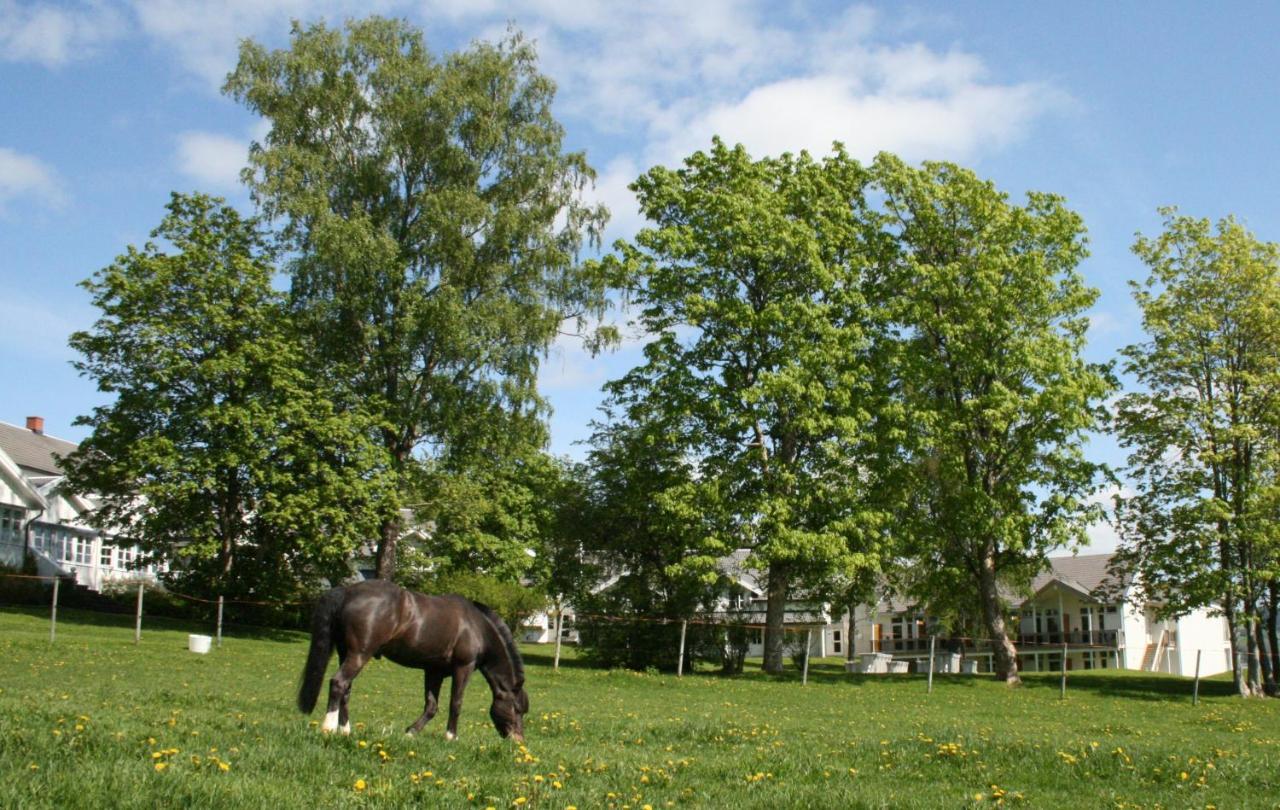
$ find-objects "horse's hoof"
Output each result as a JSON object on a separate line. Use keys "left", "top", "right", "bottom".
{"left": 339, "top": 723, "right": 351, "bottom": 736}
{"left": 445, "top": 731, "right": 456, "bottom": 741}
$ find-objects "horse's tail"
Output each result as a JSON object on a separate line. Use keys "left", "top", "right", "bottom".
{"left": 298, "top": 586, "right": 345, "bottom": 714}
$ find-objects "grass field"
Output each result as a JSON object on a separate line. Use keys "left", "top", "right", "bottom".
{"left": 1, "top": 607, "right": 1278, "bottom": 809}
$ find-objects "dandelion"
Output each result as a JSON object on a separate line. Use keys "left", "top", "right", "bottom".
{"left": 154, "top": 762, "right": 167, "bottom": 772}
{"left": 514, "top": 798, "right": 528, "bottom": 806}
{"left": 218, "top": 762, "right": 230, "bottom": 772}
{"left": 354, "top": 778, "right": 367, "bottom": 791}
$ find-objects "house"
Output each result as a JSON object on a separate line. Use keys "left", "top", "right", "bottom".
{"left": 0, "top": 417, "right": 157, "bottom": 592}
{"left": 851, "top": 553, "right": 1233, "bottom": 677}
{"left": 710, "top": 549, "right": 842, "bottom": 659}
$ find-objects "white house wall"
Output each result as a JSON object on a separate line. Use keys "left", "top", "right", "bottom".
{"left": 1173, "top": 607, "right": 1231, "bottom": 678}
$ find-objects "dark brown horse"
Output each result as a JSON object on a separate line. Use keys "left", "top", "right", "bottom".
{"left": 297, "top": 579, "right": 527, "bottom": 741}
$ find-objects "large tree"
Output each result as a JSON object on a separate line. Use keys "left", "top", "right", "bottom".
{"left": 873, "top": 155, "right": 1114, "bottom": 685}
{"left": 598, "top": 140, "right": 890, "bottom": 673}
{"left": 225, "top": 18, "right": 614, "bottom": 579}
{"left": 1114, "top": 209, "right": 1280, "bottom": 697}
{"left": 63, "top": 193, "right": 393, "bottom": 598}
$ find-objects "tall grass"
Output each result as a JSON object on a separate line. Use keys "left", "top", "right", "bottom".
{"left": 1, "top": 605, "right": 1276, "bottom": 808}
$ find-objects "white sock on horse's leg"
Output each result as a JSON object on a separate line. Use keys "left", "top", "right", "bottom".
{"left": 339, "top": 721, "right": 351, "bottom": 735}
{"left": 445, "top": 730, "right": 456, "bottom": 741}
{"left": 321, "top": 710, "right": 339, "bottom": 732}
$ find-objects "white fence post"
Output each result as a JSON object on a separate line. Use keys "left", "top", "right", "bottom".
{"left": 928, "top": 635, "right": 936, "bottom": 694}
{"left": 216, "top": 595, "right": 224, "bottom": 648}
{"left": 677, "top": 620, "right": 688, "bottom": 677}
{"left": 50, "top": 577, "right": 59, "bottom": 644}
{"left": 1193, "top": 649, "right": 1203, "bottom": 706}
{"left": 1060, "top": 641, "right": 1068, "bottom": 700}
{"left": 553, "top": 606, "right": 563, "bottom": 672}
{"left": 134, "top": 583, "right": 144, "bottom": 645}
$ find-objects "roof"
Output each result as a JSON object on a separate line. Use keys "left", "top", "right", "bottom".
{"left": 873, "top": 552, "right": 1129, "bottom": 615}
{"left": 717, "top": 549, "right": 764, "bottom": 596}
{"left": 0, "top": 421, "right": 78, "bottom": 476}
{"left": 1030, "top": 553, "right": 1127, "bottom": 600}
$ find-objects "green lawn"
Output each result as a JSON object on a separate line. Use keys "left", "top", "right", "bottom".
{"left": 1, "top": 606, "right": 1277, "bottom": 809}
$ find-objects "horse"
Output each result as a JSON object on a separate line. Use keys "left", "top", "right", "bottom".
{"left": 296, "top": 579, "right": 528, "bottom": 742}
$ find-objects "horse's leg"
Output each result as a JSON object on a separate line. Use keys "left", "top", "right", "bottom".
{"left": 323, "top": 652, "right": 368, "bottom": 735}
{"left": 444, "top": 663, "right": 476, "bottom": 741}
{"left": 405, "top": 670, "right": 445, "bottom": 736}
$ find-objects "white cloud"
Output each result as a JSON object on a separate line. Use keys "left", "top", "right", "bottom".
{"left": 174, "top": 130, "right": 249, "bottom": 189}
{"left": 0, "top": 0, "right": 126, "bottom": 66}
{"left": 0, "top": 146, "right": 66, "bottom": 211}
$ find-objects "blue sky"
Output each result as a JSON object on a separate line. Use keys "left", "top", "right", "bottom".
{"left": 3, "top": 2, "right": 1278, "bottom": 551}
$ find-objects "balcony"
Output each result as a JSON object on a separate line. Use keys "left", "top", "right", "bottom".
{"left": 873, "top": 629, "right": 1119, "bottom": 655}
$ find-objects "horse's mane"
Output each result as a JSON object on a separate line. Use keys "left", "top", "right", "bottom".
{"left": 470, "top": 600, "right": 525, "bottom": 686}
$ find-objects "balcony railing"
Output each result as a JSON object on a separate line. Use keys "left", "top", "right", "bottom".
{"left": 873, "top": 629, "right": 1119, "bottom": 654}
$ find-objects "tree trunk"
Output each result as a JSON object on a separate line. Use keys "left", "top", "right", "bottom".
{"left": 978, "top": 550, "right": 1020, "bottom": 686}
{"left": 1268, "top": 580, "right": 1280, "bottom": 694}
{"left": 375, "top": 513, "right": 400, "bottom": 580}
{"left": 1225, "top": 609, "right": 1248, "bottom": 697}
{"left": 762, "top": 562, "right": 790, "bottom": 674}
{"left": 846, "top": 602, "right": 856, "bottom": 663}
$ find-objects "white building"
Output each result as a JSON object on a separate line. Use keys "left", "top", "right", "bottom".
{"left": 851, "top": 553, "right": 1232, "bottom": 677}
{"left": 0, "top": 417, "right": 157, "bottom": 591}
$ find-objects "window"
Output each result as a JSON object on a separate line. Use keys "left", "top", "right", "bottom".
{"left": 101, "top": 545, "right": 115, "bottom": 568}
{"left": 0, "top": 506, "right": 23, "bottom": 544}
{"left": 833, "top": 629, "right": 842, "bottom": 654}
{"left": 73, "top": 536, "right": 92, "bottom": 565}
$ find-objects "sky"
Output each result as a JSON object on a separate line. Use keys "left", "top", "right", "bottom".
{"left": 4, "top": 1, "right": 1279, "bottom": 553}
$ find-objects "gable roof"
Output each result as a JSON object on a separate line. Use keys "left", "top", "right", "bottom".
{"left": 1030, "top": 553, "right": 1128, "bottom": 602}
{"left": 0, "top": 421, "right": 78, "bottom": 476}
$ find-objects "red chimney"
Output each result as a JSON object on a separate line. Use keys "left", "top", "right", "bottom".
{"left": 26, "top": 416, "right": 44, "bottom": 435}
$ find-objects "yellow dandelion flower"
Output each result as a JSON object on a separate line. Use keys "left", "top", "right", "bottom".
{"left": 354, "top": 779, "right": 367, "bottom": 791}
{"left": 514, "top": 799, "right": 528, "bottom": 807}
{"left": 154, "top": 762, "right": 167, "bottom": 772}
{"left": 218, "top": 762, "right": 230, "bottom": 772}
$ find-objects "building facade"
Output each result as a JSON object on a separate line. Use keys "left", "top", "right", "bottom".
{"left": 0, "top": 417, "right": 157, "bottom": 592}
{"left": 850, "top": 553, "right": 1232, "bottom": 677}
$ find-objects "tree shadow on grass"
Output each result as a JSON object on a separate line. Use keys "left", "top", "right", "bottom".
{"left": 1016, "top": 670, "right": 1236, "bottom": 701}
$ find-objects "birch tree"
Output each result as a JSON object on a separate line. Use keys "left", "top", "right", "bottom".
{"left": 225, "top": 18, "right": 614, "bottom": 579}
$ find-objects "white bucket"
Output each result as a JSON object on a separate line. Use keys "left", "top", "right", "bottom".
{"left": 188, "top": 634, "right": 212, "bottom": 654}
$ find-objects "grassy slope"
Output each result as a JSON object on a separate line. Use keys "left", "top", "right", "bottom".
{"left": 1, "top": 606, "right": 1277, "bottom": 809}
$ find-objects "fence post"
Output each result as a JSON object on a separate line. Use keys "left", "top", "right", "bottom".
{"left": 553, "top": 606, "right": 563, "bottom": 672}
{"left": 50, "top": 577, "right": 59, "bottom": 644}
{"left": 134, "top": 583, "right": 144, "bottom": 645}
{"left": 1060, "top": 641, "right": 1068, "bottom": 700}
{"left": 677, "top": 620, "right": 689, "bottom": 677}
{"left": 928, "top": 635, "right": 936, "bottom": 694}
{"left": 216, "top": 596, "right": 224, "bottom": 648}
{"left": 802, "top": 628, "right": 813, "bottom": 685}
{"left": 1193, "top": 649, "right": 1203, "bottom": 706}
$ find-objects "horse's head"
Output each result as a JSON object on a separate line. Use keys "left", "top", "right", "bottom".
{"left": 489, "top": 683, "right": 529, "bottom": 742}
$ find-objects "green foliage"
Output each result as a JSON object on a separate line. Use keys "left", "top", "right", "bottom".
{"left": 398, "top": 569, "right": 546, "bottom": 631}
{"left": 1114, "top": 208, "right": 1280, "bottom": 695}
{"left": 401, "top": 451, "right": 585, "bottom": 589}
{"left": 63, "top": 194, "right": 395, "bottom": 601}
{"left": 595, "top": 139, "right": 892, "bottom": 672}
{"left": 224, "top": 17, "right": 619, "bottom": 578}
{"left": 871, "top": 155, "right": 1115, "bottom": 680}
